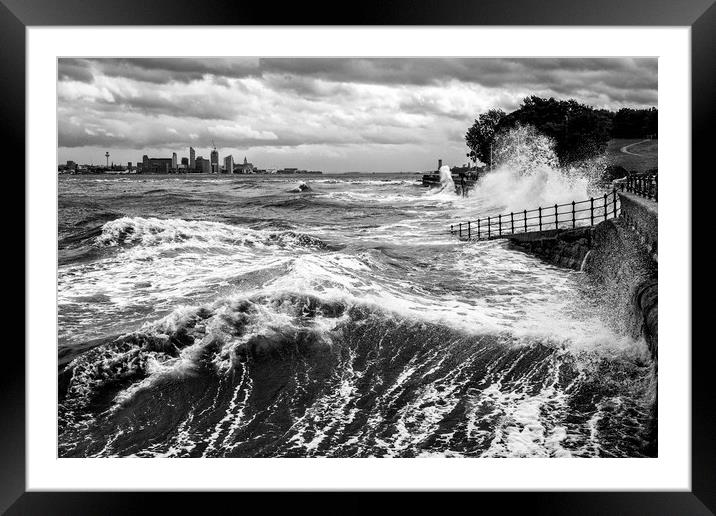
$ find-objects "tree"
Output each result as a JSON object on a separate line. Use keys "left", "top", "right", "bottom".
{"left": 467, "top": 98, "right": 657, "bottom": 168}
{"left": 612, "top": 107, "right": 657, "bottom": 138}
{"left": 467, "top": 97, "right": 622, "bottom": 167}
{"left": 498, "top": 96, "right": 613, "bottom": 164}
{"left": 465, "top": 109, "right": 505, "bottom": 167}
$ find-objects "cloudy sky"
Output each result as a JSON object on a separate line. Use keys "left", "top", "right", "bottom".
{"left": 58, "top": 57, "right": 657, "bottom": 172}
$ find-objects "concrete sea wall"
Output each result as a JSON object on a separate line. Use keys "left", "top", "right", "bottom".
{"left": 508, "top": 191, "right": 658, "bottom": 359}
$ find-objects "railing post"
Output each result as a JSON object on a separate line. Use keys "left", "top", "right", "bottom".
{"left": 613, "top": 189, "right": 617, "bottom": 218}
{"left": 590, "top": 197, "right": 594, "bottom": 226}
{"left": 510, "top": 212, "right": 514, "bottom": 234}
{"left": 603, "top": 193, "right": 608, "bottom": 221}
{"left": 477, "top": 218, "right": 481, "bottom": 240}
{"left": 459, "top": 223, "right": 462, "bottom": 239}
{"left": 468, "top": 221, "right": 471, "bottom": 241}
{"left": 651, "top": 175, "right": 655, "bottom": 200}
{"left": 487, "top": 217, "right": 491, "bottom": 239}
{"left": 498, "top": 214, "right": 502, "bottom": 236}
{"left": 572, "top": 201, "right": 576, "bottom": 229}
{"left": 523, "top": 210, "right": 527, "bottom": 232}
{"left": 554, "top": 204, "right": 558, "bottom": 230}
{"left": 651, "top": 175, "right": 656, "bottom": 200}
{"left": 538, "top": 207, "right": 542, "bottom": 233}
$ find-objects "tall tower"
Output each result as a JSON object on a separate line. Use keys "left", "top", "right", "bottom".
{"left": 210, "top": 141, "right": 219, "bottom": 174}
{"left": 189, "top": 147, "right": 195, "bottom": 169}
{"left": 172, "top": 152, "right": 177, "bottom": 171}
{"left": 105, "top": 152, "right": 110, "bottom": 168}
{"left": 224, "top": 155, "right": 234, "bottom": 174}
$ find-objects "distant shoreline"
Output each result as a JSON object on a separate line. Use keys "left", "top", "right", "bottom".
{"left": 58, "top": 171, "right": 425, "bottom": 177}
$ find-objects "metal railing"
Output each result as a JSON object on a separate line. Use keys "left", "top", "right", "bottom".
{"left": 619, "top": 173, "right": 657, "bottom": 201}
{"left": 450, "top": 189, "right": 620, "bottom": 241}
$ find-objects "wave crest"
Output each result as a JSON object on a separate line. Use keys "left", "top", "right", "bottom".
{"left": 96, "top": 216, "right": 328, "bottom": 250}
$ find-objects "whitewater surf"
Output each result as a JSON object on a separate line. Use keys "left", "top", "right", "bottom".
{"left": 58, "top": 172, "right": 655, "bottom": 458}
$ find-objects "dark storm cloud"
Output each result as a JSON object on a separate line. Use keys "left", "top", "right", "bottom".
{"left": 59, "top": 57, "right": 261, "bottom": 84}
{"left": 58, "top": 57, "right": 657, "bottom": 161}
{"left": 59, "top": 57, "right": 656, "bottom": 95}
{"left": 58, "top": 58, "right": 95, "bottom": 82}
{"left": 261, "top": 57, "right": 657, "bottom": 94}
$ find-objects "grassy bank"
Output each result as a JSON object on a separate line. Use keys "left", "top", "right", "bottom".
{"left": 604, "top": 138, "right": 658, "bottom": 172}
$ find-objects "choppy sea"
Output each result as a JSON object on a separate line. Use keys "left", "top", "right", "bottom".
{"left": 57, "top": 172, "right": 656, "bottom": 458}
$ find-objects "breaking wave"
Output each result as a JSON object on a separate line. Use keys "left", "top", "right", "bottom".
{"left": 58, "top": 170, "right": 655, "bottom": 459}
{"left": 59, "top": 291, "right": 654, "bottom": 458}
{"left": 96, "top": 216, "right": 328, "bottom": 250}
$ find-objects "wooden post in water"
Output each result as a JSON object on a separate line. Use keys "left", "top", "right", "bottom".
{"left": 572, "top": 201, "right": 576, "bottom": 229}
{"left": 510, "top": 212, "right": 514, "bottom": 234}
{"left": 498, "top": 214, "right": 502, "bottom": 236}
{"left": 450, "top": 224, "right": 453, "bottom": 235}
{"left": 459, "top": 223, "right": 462, "bottom": 239}
{"left": 590, "top": 198, "right": 594, "bottom": 226}
{"left": 477, "top": 219, "right": 481, "bottom": 240}
{"left": 468, "top": 221, "right": 471, "bottom": 241}
{"left": 487, "top": 217, "right": 491, "bottom": 239}
{"left": 524, "top": 210, "right": 527, "bottom": 232}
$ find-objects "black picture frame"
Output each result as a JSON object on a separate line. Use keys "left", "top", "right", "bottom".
{"left": 6, "top": 0, "right": 713, "bottom": 513}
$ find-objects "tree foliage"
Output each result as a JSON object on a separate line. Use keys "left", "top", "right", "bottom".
{"left": 465, "top": 108, "right": 505, "bottom": 167}
{"left": 611, "top": 107, "right": 658, "bottom": 138}
{"left": 465, "top": 96, "right": 658, "bottom": 166}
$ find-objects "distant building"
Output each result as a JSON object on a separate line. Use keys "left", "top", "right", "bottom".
{"left": 237, "top": 156, "right": 254, "bottom": 174}
{"left": 223, "top": 155, "right": 234, "bottom": 174}
{"left": 142, "top": 157, "right": 173, "bottom": 173}
{"left": 181, "top": 157, "right": 189, "bottom": 167}
{"left": 172, "top": 152, "right": 177, "bottom": 171}
{"left": 195, "top": 156, "right": 211, "bottom": 174}
{"left": 210, "top": 148, "right": 219, "bottom": 174}
{"left": 189, "top": 147, "right": 196, "bottom": 169}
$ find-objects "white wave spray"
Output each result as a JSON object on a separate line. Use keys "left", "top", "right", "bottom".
{"left": 467, "top": 124, "right": 602, "bottom": 215}
{"left": 438, "top": 165, "right": 456, "bottom": 194}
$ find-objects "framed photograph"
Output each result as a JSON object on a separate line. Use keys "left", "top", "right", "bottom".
{"left": 8, "top": 0, "right": 713, "bottom": 512}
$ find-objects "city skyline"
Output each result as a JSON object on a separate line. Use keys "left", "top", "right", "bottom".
{"left": 58, "top": 57, "right": 657, "bottom": 172}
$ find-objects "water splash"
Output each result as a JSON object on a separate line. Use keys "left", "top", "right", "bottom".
{"left": 438, "top": 165, "right": 456, "bottom": 194}
{"left": 468, "top": 125, "right": 602, "bottom": 215}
